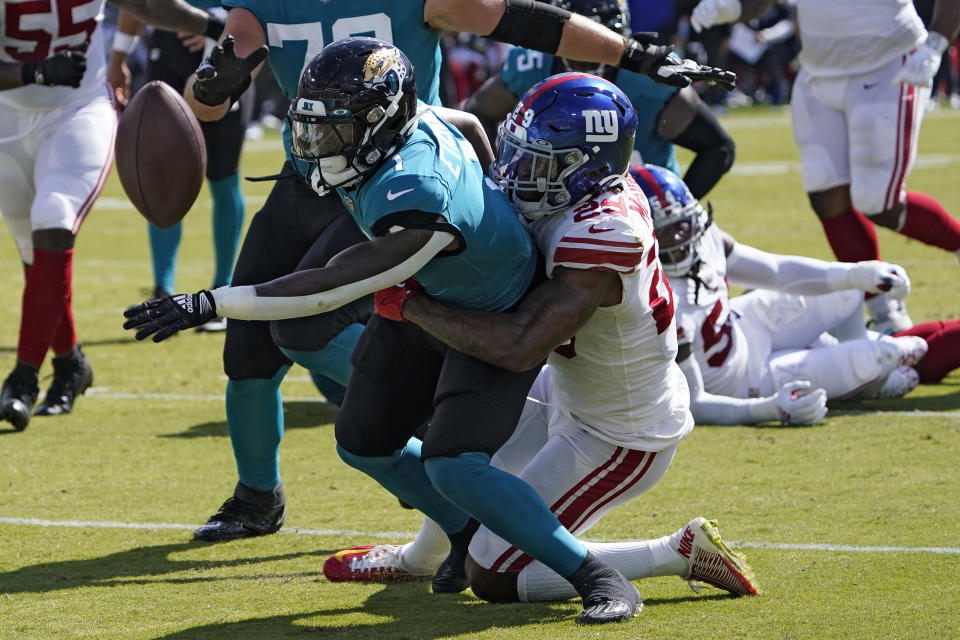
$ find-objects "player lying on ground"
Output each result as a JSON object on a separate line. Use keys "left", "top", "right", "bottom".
{"left": 630, "top": 164, "right": 931, "bottom": 427}
{"left": 125, "top": 40, "right": 648, "bottom": 625}
{"left": 466, "top": 0, "right": 736, "bottom": 199}
{"left": 323, "top": 73, "right": 759, "bottom": 605}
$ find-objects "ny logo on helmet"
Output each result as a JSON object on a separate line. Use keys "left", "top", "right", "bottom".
{"left": 583, "top": 109, "right": 618, "bottom": 142}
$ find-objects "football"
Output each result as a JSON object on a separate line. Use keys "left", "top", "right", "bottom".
{"left": 115, "top": 80, "right": 206, "bottom": 229}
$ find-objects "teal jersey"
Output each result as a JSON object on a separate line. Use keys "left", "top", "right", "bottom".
{"left": 222, "top": 0, "right": 442, "bottom": 159}
{"left": 500, "top": 47, "right": 681, "bottom": 174}
{"left": 188, "top": 0, "right": 221, "bottom": 9}
{"left": 339, "top": 108, "right": 537, "bottom": 312}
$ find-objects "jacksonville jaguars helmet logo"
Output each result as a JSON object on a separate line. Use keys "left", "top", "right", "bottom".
{"left": 362, "top": 48, "right": 406, "bottom": 95}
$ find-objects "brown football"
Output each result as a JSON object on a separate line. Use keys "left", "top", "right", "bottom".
{"left": 115, "top": 80, "right": 206, "bottom": 229}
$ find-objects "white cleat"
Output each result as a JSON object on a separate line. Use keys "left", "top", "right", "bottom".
{"left": 879, "top": 335, "right": 929, "bottom": 367}
{"left": 676, "top": 518, "right": 759, "bottom": 596}
{"left": 873, "top": 365, "right": 920, "bottom": 399}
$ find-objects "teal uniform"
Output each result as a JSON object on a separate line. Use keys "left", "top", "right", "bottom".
{"left": 340, "top": 107, "right": 536, "bottom": 312}
{"left": 222, "top": 0, "right": 442, "bottom": 158}
{"left": 500, "top": 47, "right": 680, "bottom": 174}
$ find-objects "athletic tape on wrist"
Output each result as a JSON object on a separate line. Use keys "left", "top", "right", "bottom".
{"left": 111, "top": 32, "right": 140, "bottom": 55}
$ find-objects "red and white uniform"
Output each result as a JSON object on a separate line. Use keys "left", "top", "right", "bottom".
{"left": 0, "top": 0, "right": 115, "bottom": 261}
{"left": 670, "top": 223, "right": 752, "bottom": 397}
{"left": 790, "top": 0, "right": 928, "bottom": 212}
{"left": 670, "top": 225, "right": 896, "bottom": 400}
{"left": 469, "top": 176, "right": 694, "bottom": 574}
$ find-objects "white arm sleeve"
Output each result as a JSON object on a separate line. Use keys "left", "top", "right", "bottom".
{"left": 210, "top": 230, "right": 454, "bottom": 321}
{"left": 678, "top": 354, "right": 778, "bottom": 425}
{"left": 725, "top": 242, "right": 853, "bottom": 295}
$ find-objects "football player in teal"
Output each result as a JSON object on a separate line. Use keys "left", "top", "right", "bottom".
{"left": 133, "top": 0, "right": 734, "bottom": 545}
{"left": 466, "top": 0, "right": 736, "bottom": 198}
{"left": 126, "top": 39, "right": 647, "bottom": 625}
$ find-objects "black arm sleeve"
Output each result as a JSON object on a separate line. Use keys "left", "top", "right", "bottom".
{"left": 487, "top": 0, "right": 571, "bottom": 55}
{"left": 669, "top": 100, "right": 736, "bottom": 200}
{"left": 371, "top": 210, "right": 466, "bottom": 256}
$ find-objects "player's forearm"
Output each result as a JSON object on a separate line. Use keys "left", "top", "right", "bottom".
{"left": 109, "top": 0, "right": 210, "bottom": 35}
{"left": 214, "top": 229, "right": 451, "bottom": 320}
{"left": 404, "top": 296, "right": 544, "bottom": 372}
{"left": 678, "top": 355, "right": 776, "bottom": 425}
{"left": 431, "top": 106, "right": 495, "bottom": 168}
{"left": 425, "top": 0, "right": 624, "bottom": 65}
{"left": 0, "top": 62, "right": 27, "bottom": 90}
{"left": 184, "top": 75, "right": 230, "bottom": 121}
{"left": 726, "top": 244, "right": 855, "bottom": 295}
{"left": 109, "top": 11, "right": 145, "bottom": 66}
{"left": 930, "top": 0, "right": 960, "bottom": 42}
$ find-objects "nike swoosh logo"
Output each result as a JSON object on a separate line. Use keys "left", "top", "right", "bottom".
{"left": 386, "top": 188, "right": 414, "bottom": 201}
{"left": 588, "top": 225, "right": 615, "bottom": 233}
{"left": 863, "top": 82, "right": 879, "bottom": 90}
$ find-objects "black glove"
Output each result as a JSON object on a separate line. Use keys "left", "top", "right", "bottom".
{"left": 123, "top": 291, "right": 217, "bottom": 342}
{"left": 192, "top": 34, "right": 268, "bottom": 106}
{"left": 620, "top": 33, "right": 736, "bottom": 91}
{"left": 21, "top": 48, "right": 86, "bottom": 88}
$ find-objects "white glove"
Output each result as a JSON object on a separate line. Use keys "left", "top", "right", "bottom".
{"left": 773, "top": 380, "right": 828, "bottom": 426}
{"left": 848, "top": 261, "right": 911, "bottom": 300}
{"left": 892, "top": 32, "right": 949, "bottom": 88}
{"left": 690, "top": 0, "right": 742, "bottom": 33}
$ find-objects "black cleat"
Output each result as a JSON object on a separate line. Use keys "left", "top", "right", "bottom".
{"left": 431, "top": 548, "right": 470, "bottom": 594}
{"left": 1, "top": 365, "right": 39, "bottom": 431}
{"left": 568, "top": 552, "right": 642, "bottom": 625}
{"left": 431, "top": 518, "right": 479, "bottom": 594}
{"left": 35, "top": 345, "right": 93, "bottom": 416}
{"left": 193, "top": 482, "right": 286, "bottom": 541}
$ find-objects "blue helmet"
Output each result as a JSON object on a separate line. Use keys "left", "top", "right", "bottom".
{"left": 629, "top": 164, "right": 710, "bottom": 276}
{"left": 493, "top": 72, "right": 638, "bottom": 219}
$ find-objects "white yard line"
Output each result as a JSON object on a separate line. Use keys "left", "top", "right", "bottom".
{"left": 74, "top": 390, "right": 960, "bottom": 419}
{"left": 2, "top": 517, "right": 957, "bottom": 554}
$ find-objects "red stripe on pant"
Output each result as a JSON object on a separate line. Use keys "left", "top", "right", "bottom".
{"left": 489, "top": 448, "right": 655, "bottom": 573}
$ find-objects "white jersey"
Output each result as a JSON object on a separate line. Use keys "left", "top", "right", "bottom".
{"left": 526, "top": 176, "right": 693, "bottom": 451}
{"left": 668, "top": 224, "right": 753, "bottom": 398}
{"left": 0, "top": 0, "right": 107, "bottom": 111}
{"left": 796, "top": 0, "right": 925, "bottom": 78}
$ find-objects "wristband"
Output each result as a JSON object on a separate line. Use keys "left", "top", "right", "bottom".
{"left": 111, "top": 32, "right": 140, "bottom": 56}
{"left": 202, "top": 15, "right": 225, "bottom": 41}
{"left": 488, "top": 0, "right": 571, "bottom": 55}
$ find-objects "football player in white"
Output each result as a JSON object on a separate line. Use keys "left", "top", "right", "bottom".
{"left": 0, "top": 0, "right": 225, "bottom": 431}
{"left": 689, "top": 0, "right": 960, "bottom": 333}
{"left": 322, "top": 74, "right": 759, "bottom": 607}
{"left": 630, "top": 164, "right": 929, "bottom": 427}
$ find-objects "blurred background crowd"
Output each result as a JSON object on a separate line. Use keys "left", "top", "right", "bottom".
{"left": 103, "top": 0, "right": 960, "bottom": 139}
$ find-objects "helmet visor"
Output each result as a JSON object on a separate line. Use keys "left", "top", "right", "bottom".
{"left": 290, "top": 120, "right": 354, "bottom": 159}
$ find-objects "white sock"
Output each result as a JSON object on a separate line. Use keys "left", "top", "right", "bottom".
{"left": 399, "top": 517, "right": 449, "bottom": 575}
{"left": 516, "top": 530, "right": 690, "bottom": 602}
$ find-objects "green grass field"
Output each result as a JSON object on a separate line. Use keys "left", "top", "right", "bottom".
{"left": 0, "top": 106, "right": 958, "bottom": 640}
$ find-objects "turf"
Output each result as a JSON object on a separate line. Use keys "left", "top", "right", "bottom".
{"left": 0, "top": 106, "right": 957, "bottom": 640}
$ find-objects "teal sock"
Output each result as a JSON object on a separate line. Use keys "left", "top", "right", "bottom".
{"left": 149, "top": 222, "right": 181, "bottom": 294}
{"left": 226, "top": 366, "right": 290, "bottom": 491}
{"left": 336, "top": 438, "right": 470, "bottom": 534}
{"left": 277, "top": 322, "right": 363, "bottom": 386}
{"left": 209, "top": 173, "right": 244, "bottom": 288}
{"left": 424, "top": 452, "right": 588, "bottom": 577}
